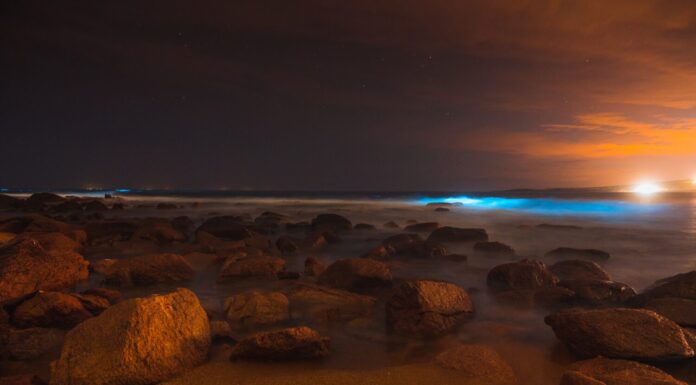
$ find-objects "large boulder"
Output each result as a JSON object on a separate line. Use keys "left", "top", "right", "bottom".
{"left": 50, "top": 288, "right": 210, "bottom": 385}
{"left": 284, "top": 283, "right": 376, "bottom": 323}
{"left": 639, "top": 271, "right": 696, "bottom": 301}
{"left": 559, "top": 356, "right": 687, "bottom": 385}
{"left": 223, "top": 291, "right": 289, "bottom": 327}
{"left": 427, "top": 226, "right": 488, "bottom": 243}
{"left": 98, "top": 254, "right": 194, "bottom": 287}
{"left": 318, "top": 258, "right": 392, "bottom": 292}
{"left": 545, "top": 308, "right": 694, "bottom": 361}
{"left": 434, "top": 344, "right": 517, "bottom": 385}
{"left": 644, "top": 297, "right": 696, "bottom": 327}
{"left": 487, "top": 259, "right": 558, "bottom": 294}
{"left": 217, "top": 256, "right": 285, "bottom": 282}
{"left": 549, "top": 260, "right": 611, "bottom": 281}
{"left": 386, "top": 280, "right": 474, "bottom": 336}
{"left": 0, "top": 238, "right": 89, "bottom": 302}
{"left": 229, "top": 326, "right": 330, "bottom": 360}
{"left": 310, "top": 214, "right": 352, "bottom": 233}
{"left": 545, "top": 247, "right": 611, "bottom": 262}
{"left": 11, "top": 291, "right": 93, "bottom": 329}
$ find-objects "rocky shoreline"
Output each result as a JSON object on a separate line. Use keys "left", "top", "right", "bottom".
{"left": 0, "top": 192, "right": 695, "bottom": 384}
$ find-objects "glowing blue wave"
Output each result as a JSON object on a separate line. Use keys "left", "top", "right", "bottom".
{"left": 417, "top": 195, "right": 668, "bottom": 217}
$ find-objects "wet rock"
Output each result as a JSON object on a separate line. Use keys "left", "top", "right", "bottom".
{"left": 83, "top": 201, "right": 108, "bottom": 212}
{"left": 27, "top": 193, "right": 64, "bottom": 205}
{"left": 494, "top": 286, "right": 576, "bottom": 309}
{"left": 639, "top": 271, "right": 696, "bottom": 301}
{"left": 84, "top": 220, "right": 139, "bottom": 244}
{"left": 99, "top": 254, "right": 194, "bottom": 286}
{"left": 560, "top": 356, "right": 688, "bottom": 385}
{"left": 229, "top": 326, "right": 330, "bottom": 360}
{"left": 285, "top": 283, "right": 376, "bottom": 323}
{"left": 209, "top": 320, "right": 235, "bottom": 341}
{"left": 52, "top": 200, "right": 83, "bottom": 213}
{"left": 277, "top": 271, "right": 300, "bottom": 280}
{"left": 304, "top": 257, "right": 326, "bottom": 277}
{"left": 545, "top": 247, "right": 611, "bottom": 262}
{"left": 0, "top": 232, "right": 15, "bottom": 245}
{"left": 196, "top": 216, "right": 249, "bottom": 239}
{"left": 383, "top": 221, "right": 400, "bottom": 229}
{"left": 12, "top": 292, "right": 92, "bottom": 329}
{"left": 440, "top": 253, "right": 469, "bottom": 262}
{"left": 354, "top": 223, "right": 376, "bottom": 231}
{"left": 549, "top": 260, "right": 611, "bottom": 281}
{"left": 286, "top": 221, "right": 310, "bottom": 232}
{"left": 644, "top": 298, "right": 696, "bottom": 327}
{"left": 545, "top": 308, "right": 694, "bottom": 361}
{"left": 275, "top": 236, "right": 299, "bottom": 255}
{"left": 131, "top": 220, "right": 186, "bottom": 243}
{"left": 487, "top": 259, "right": 558, "bottom": 294}
{"left": 370, "top": 233, "right": 447, "bottom": 258}
{"left": 69, "top": 293, "right": 110, "bottom": 315}
{"left": 301, "top": 233, "right": 328, "bottom": 251}
{"left": 6, "top": 327, "right": 64, "bottom": 360}
{"left": 13, "top": 232, "right": 81, "bottom": 253}
{"left": 217, "top": 256, "right": 285, "bottom": 282}
{"left": 558, "top": 279, "right": 636, "bottom": 305}
{"left": 81, "top": 288, "right": 121, "bottom": 304}
{"left": 111, "top": 203, "right": 124, "bottom": 210}
{"left": 434, "top": 207, "right": 450, "bottom": 212}
{"left": 50, "top": 288, "right": 210, "bottom": 385}
{"left": 473, "top": 241, "right": 515, "bottom": 258}
{"left": 0, "top": 238, "right": 89, "bottom": 302}
{"left": 404, "top": 222, "right": 440, "bottom": 232}
{"left": 156, "top": 202, "right": 177, "bottom": 210}
{"left": 310, "top": 214, "right": 352, "bottom": 233}
{"left": 0, "top": 194, "right": 21, "bottom": 211}
{"left": 434, "top": 344, "right": 517, "bottom": 385}
{"left": 427, "top": 226, "right": 488, "bottom": 243}
{"left": 386, "top": 280, "right": 474, "bottom": 336}
{"left": 223, "top": 291, "right": 289, "bottom": 327}
{"left": 0, "top": 374, "right": 47, "bottom": 385}
{"left": 254, "top": 211, "right": 291, "bottom": 229}
{"left": 171, "top": 216, "right": 194, "bottom": 234}
{"left": 318, "top": 258, "right": 392, "bottom": 292}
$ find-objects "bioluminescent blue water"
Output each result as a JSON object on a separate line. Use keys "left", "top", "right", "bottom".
{"left": 416, "top": 195, "right": 670, "bottom": 217}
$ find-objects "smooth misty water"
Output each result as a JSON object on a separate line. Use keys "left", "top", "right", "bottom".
{"left": 5, "top": 191, "right": 696, "bottom": 384}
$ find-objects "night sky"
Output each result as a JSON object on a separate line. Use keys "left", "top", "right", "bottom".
{"left": 2, "top": 1, "right": 695, "bottom": 191}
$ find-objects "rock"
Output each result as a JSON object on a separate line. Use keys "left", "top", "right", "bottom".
{"left": 217, "top": 256, "right": 285, "bottom": 282}
{"left": 383, "top": 221, "right": 399, "bottom": 229}
{"left": 404, "top": 222, "right": 440, "bottom": 232}
{"left": 640, "top": 271, "right": 696, "bottom": 301}
{"left": 111, "top": 203, "right": 125, "bottom": 210}
{"left": 84, "top": 220, "right": 139, "bottom": 244}
{"left": 275, "top": 236, "right": 299, "bottom": 255}
{"left": 69, "top": 293, "right": 110, "bottom": 315}
{"left": 99, "top": 254, "right": 194, "bottom": 287}
{"left": 537, "top": 223, "right": 582, "bottom": 231}
{"left": 0, "top": 194, "right": 21, "bottom": 210}
{"left": 81, "top": 288, "right": 122, "bottom": 304}
{"left": 545, "top": 247, "right": 611, "bottom": 262}
{"left": 304, "top": 257, "right": 326, "bottom": 277}
{"left": 487, "top": 259, "right": 558, "bottom": 294}
{"left": 6, "top": 327, "right": 64, "bottom": 360}
{"left": 50, "top": 288, "right": 210, "bottom": 385}
{"left": 131, "top": 220, "right": 186, "bottom": 243}
{"left": 549, "top": 260, "right": 611, "bottom": 281}
{"left": 83, "top": 201, "right": 108, "bottom": 212}
{"left": 558, "top": 279, "right": 636, "bottom": 305}
{"left": 209, "top": 320, "right": 235, "bottom": 341}
{"left": 156, "top": 203, "right": 178, "bottom": 210}
{"left": 52, "top": 200, "right": 83, "bottom": 213}
{"left": 229, "top": 326, "right": 330, "bottom": 360}
{"left": 371, "top": 233, "right": 447, "bottom": 258}
{"left": 13, "top": 232, "right": 81, "bottom": 253}
{"left": 301, "top": 233, "right": 328, "bottom": 251}
{"left": 0, "top": 375, "right": 47, "bottom": 385}
{"left": 286, "top": 221, "right": 310, "bottom": 232}
{"left": 440, "top": 253, "right": 469, "bottom": 262}
{"left": 223, "top": 291, "right": 289, "bottom": 327}
{"left": 644, "top": 298, "right": 696, "bottom": 327}
{"left": 386, "top": 280, "right": 474, "bottom": 336}
{"left": 318, "top": 258, "right": 392, "bottom": 292}
{"left": 427, "top": 226, "right": 488, "bottom": 243}
{"left": 12, "top": 292, "right": 92, "bottom": 329}
{"left": 27, "top": 193, "right": 64, "bottom": 205}
{"left": 354, "top": 223, "right": 376, "bottom": 231}
{"left": 277, "top": 271, "right": 300, "bottom": 280}
{"left": 196, "top": 216, "right": 249, "bottom": 239}
{"left": 545, "top": 308, "right": 694, "bottom": 361}
{"left": 434, "top": 207, "right": 450, "bottom": 212}
{"left": 171, "top": 216, "right": 194, "bottom": 234}
{"left": 560, "top": 356, "right": 688, "bottom": 385}
{"left": 434, "top": 344, "right": 517, "bottom": 385}
{"left": 0, "top": 238, "right": 89, "bottom": 302}
{"left": 310, "top": 214, "right": 352, "bottom": 233}
{"left": 473, "top": 241, "right": 515, "bottom": 258}
{"left": 284, "top": 283, "right": 376, "bottom": 323}
{"left": 0, "top": 232, "right": 15, "bottom": 245}
{"left": 493, "top": 286, "right": 576, "bottom": 309}
{"left": 254, "top": 211, "right": 291, "bottom": 229}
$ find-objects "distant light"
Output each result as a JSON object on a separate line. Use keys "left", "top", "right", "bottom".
{"left": 692, "top": 179, "right": 696, "bottom": 185}
{"left": 115, "top": 188, "right": 131, "bottom": 193}
{"left": 632, "top": 182, "right": 663, "bottom": 196}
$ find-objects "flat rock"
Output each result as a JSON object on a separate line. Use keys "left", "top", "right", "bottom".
{"left": 318, "top": 258, "right": 392, "bottom": 292}
{"left": 487, "top": 259, "right": 558, "bottom": 294}
{"left": 284, "top": 283, "right": 376, "bottom": 323}
{"left": 50, "top": 288, "right": 210, "bottom": 385}
{"left": 549, "top": 260, "right": 611, "bottom": 281}
{"left": 223, "top": 291, "right": 289, "bottom": 327}
{"left": 473, "top": 241, "right": 515, "bottom": 258}
{"left": 218, "top": 255, "right": 285, "bottom": 282}
{"left": 434, "top": 344, "right": 517, "bottom": 385}
{"left": 387, "top": 280, "right": 474, "bottom": 336}
{"left": 12, "top": 291, "right": 92, "bottom": 329}
{"left": 560, "top": 356, "right": 688, "bottom": 385}
{"left": 427, "top": 226, "right": 488, "bottom": 243}
{"left": 99, "top": 253, "right": 194, "bottom": 286}
{"left": 545, "top": 308, "right": 694, "bottom": 361}
{"left": 0, "top": 238, "right": 89, "bottom": 302}
{"left": 545, "top": 247, "right": 611, "bottom": 262}
{"left": 229, "top": 326, "right": 330, "bottom": 360}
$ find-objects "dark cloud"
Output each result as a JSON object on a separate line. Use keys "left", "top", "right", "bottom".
{"left": 1, "top": 0, "right": 695, "bottom": 190}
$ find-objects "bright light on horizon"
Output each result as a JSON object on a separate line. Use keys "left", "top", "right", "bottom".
{"left": 632, "top": 181, "right": 663, "bottom": 196}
